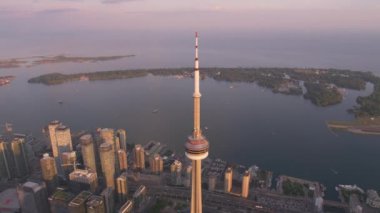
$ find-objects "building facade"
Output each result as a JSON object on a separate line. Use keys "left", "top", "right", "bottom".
{"left": 99, "top": 143, "right": 115, "bottom": 189}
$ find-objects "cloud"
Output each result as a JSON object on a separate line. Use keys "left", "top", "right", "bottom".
{"left": 55, "top": 0, "right": 84, "bottom": 2}
{"left": 36, "top": 8, "right": 80, "bottom": 15}
{"left": 102, "top": 0, "right": 138, "bottom": 4}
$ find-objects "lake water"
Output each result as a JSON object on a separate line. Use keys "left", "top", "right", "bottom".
{"left": 1, "top": 31, "right": 380, "bottom": 199}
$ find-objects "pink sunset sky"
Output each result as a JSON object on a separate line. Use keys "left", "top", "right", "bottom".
{"left": 0, "top": 0, "right": 379, "bottom": 33}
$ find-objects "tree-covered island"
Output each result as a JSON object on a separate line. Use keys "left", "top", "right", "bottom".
{"left": 28, "top": 67, "right": 380, "bottom": 118}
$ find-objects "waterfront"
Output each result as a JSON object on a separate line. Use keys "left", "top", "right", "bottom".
{"left": 1, "top": 58, "right": 380, "bottom": 199}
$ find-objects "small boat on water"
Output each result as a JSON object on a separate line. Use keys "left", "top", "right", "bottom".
{"left": 152, "top": 109, "right": 159, "bottom": 113}
{"left": 330, "top": 168, "right": 339, "bottom": 175}
{"left": 204, "top": 126, "right": 208, "bottom": 130}
{"left": 58, "top": 100, "right": 63, "bottom": 104}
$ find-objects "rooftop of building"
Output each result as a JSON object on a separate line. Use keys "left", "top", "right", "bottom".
{"left": 119, "top": 200, "right": 133, "bottom": 212}
{"left": 133, "top": 185, "right": 147, "bottom": 198}
{"left": 50, "top": 120, "right": 60, "bottom": 125}
{"left": 56, "top": 125, "right": 69, "bottom": 131}
{"left": 0, "top": 188, "right": 20, "bottom": 211}
{"left": 69, "top": 191, "right": 92, "bottom": 206}
{"left": 51, "top": 189, "right": 75, "bottom": 202}
{"left": 22, "top": 181, "right": 44, "bottom": 192}
{"left": 80, "top": 134, "right": 93, "bottom": 144}
{"left": 86, "top": 195, "right": 104, "bottom": 207}
{"left": 99, "top": 142, "right": 112, "bottom": 151}
{"left": 69, "top": 169, "right": 97, "bottom": 179}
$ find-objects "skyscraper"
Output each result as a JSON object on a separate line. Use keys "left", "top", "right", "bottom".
{"left": 150, "top": 153, "right": 163, "bottom": 174}
{"left": 80, "top": 134, "right": 97, "bottom": 172}
{"left": 99, "top": 143, "right": 115, "bottom": 189}
{"left": 116, "top": 172, "right": 128, "bottom": 204}
{"left": 55, "top": 125, "right": 73, "bottom": 155}
{"left": 185, "top": 32, "right": 209, "bottom": 213}
{"left": 224, "top": 167, "right": 233, "bottom": 193}
{"left": 133, "top": 144, "right": 145, "bottom": 170}
{"left": 17, "top": 181, "right": 50, "bottom": 213}
{"left": 40, "top": 153, "right": 58, "bottom": 195}
{"left": 99, "top": 128, "right": 114, "bottom": 145}
{"left": 242, "top": 170, "right": 250, "bottom": 198}
{"left": 117, "top": 149, "right": 128, "bottom": 172}
{"left": 10, "top": 137, "right": 29, "bottom": 178}
{"left": 0, "top": 135, "right": 31, "bottom": 180}
{"left": 0, "top": 139, "right": 11, "bottom": 180}
{"left": 48, "top": 120, "right": 61, "bottom": 158}
{"left": 170, "top": 160, "right": 182, "bottom": 186}
{"left": 101, "top": 187, "right": 115, "bottom": 213}
{"left": 98, "top": 128, "right": 120, "bottom": 176}
{"left": 116, "top": 129, "right": 127, "bottom": 152}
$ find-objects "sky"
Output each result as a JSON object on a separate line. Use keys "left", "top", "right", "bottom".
{"left": 0, "top": 0, "right": 379, "bottom": 33}
{"left": 0, "top": 0, "right": 379, "bottom": 61}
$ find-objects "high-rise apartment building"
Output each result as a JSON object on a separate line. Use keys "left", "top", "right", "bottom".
{"left": 99, "top": 143, "right": 115, "bottom": 189}
{"left": 224, "top": 167, "right": 233, "bottom": 193}
{"left": 101, "top": 187, "right": 115, "bottom": 213}
{"left": 17, "top": 181, "right": 50, "bottom": 213}
{"left": 150, "top": 154, "right": 163, "bottom": 174}
{"left": 117, "top": 149, "right": 128, "bottom": 172}
{"left": 55, "top": 125, "right": 73, "bottom": 155}
{"left": 133, "top": 144, "right": 145, "bottom": 170}
{"left": 116, "top": 129, "right": 127, "bottom": 152}
{"left": 116, "top": 172, "right": 128, "bottom": 204}
{"left": 99, "top": 128, "right": 114, "bottom": 145}
{"left": 10, "top": 137, "right": 29, "bottom": 178}
{"left": 0, "top": 139, "right": 11, "bottom": 180}
{"left": 40, "top": 153, "right": 58, "bottom": 194}
{"left": 48, "top": 120, "right": 61, "bottom": 158}
{"left": 242, "top": 170, "right": 250, "bottom": 198}
{"left": 80, "top": 134, "right": 97, "bottom": 173}
{"left": 170, "top": 160, "right": 182, "bottom": 185}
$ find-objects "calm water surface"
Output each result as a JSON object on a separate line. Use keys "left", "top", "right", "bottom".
{"left": 1, "top": 32, "right": 380, "bottom": 199}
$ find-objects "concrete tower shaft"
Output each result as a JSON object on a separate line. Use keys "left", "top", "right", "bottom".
{"left": 185, "top": 32, "right": 210, "bottom": 213}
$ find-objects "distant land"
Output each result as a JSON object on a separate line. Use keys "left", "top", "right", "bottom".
{"left": 0, "top": 54, "right": 135, "bottom": 68}
{"left": 0, "top": 76, "right": 15, "bottom": 86}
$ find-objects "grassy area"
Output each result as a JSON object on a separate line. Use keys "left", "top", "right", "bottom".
{"left": 282, "top": 179, "right": 305, "bottom": 197}
{"left": 148, "top": 199, "right": 172, "bottom": 213}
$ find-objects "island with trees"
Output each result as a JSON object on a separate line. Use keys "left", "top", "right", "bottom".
{"left": 28, "top": 67, "right": 380, "bottom": 133}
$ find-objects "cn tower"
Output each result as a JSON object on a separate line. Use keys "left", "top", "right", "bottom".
{"left": 185, "top": 32, "right": 209, "bottom": 213}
